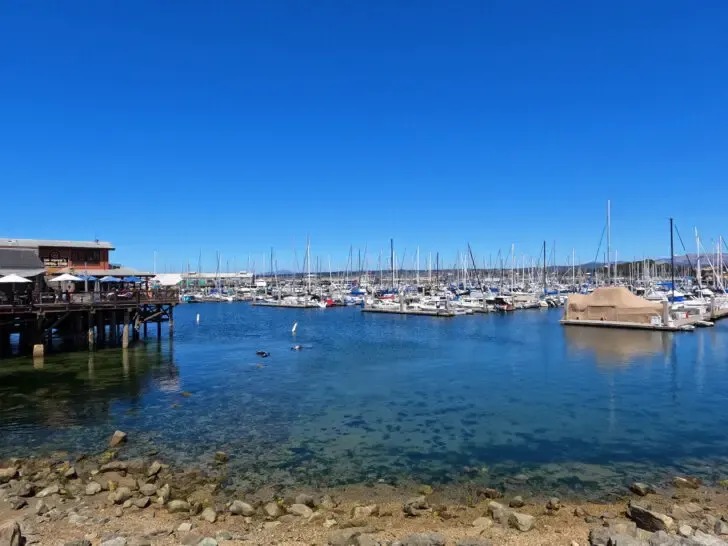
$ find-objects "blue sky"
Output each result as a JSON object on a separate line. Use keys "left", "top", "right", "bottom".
{"left": 2, "top": 1, "right": 727, "bottom": 273}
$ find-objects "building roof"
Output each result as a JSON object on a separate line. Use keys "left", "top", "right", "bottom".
{"left": 56, "top": 266, "right": 153, "bottom": 277}
{"left": 0, "top": 238, "right": 115, "bottom": 250}
{"left": 0, "top": 248, "right": 47, "bottom": 277}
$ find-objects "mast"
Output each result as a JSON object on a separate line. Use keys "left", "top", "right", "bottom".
{"left": 670, "top": 218, "right": 675, "bottom": 304}
{"left": 416, "top": 246, "right": 420, "bottom": 287}
{"left": 542, "top": 241, "right": 547, "bottom": 293}
{"left": 306, "top": 235, "right": 311, "bottom": 294}
{"left": 607, "top": 199, "right": 611, "bottom": 284}
{"left": 390, "top": 239, "right": 395, "bottom": 290}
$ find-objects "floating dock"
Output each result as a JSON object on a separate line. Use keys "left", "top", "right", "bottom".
{"left": 362, "top": 307, "right": 456, "bottom": 317}
{"left": 559, "top": 319, "right": 694, "bottom": 332}
{"left": 252, "top": 301, "right": 322, "bottom": 309}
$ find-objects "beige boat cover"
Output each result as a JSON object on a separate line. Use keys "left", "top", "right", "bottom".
{"left": 565, "top": 287, "right": 663, "bottom": 324}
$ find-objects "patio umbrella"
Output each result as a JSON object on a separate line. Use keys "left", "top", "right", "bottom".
{"left": 122, "top": 276, "right": 142, "bottom": 283}
{"left": 99, "top": 276, "right": 122, "bottom": 282}
{"left": 0, "top": 274, "right": 32, "bottom": 284}
{"left": 50, "top": 273, "right": 83, "bottom": 282}
{"left": 0, "top": 274, "right": 32, "bottom": 304}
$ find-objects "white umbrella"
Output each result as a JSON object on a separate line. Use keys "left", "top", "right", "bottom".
{"left": 0, "top": 274, "right": 32, "bottom": 284}
{"left": 50, "top": 273, "right": 83, "bottom": 282}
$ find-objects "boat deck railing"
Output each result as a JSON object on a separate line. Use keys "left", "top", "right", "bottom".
{"left": 0, "top": 289, "right": 179, "bottom": 314}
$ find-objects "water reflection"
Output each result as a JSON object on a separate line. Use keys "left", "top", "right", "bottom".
{"left": 564, "top": 326, "right": 668, "bottom": 366}
{"left": 0, "top": 342, "right": 179, "bottom": 431}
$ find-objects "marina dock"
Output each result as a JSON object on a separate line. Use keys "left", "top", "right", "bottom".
{"left": 362, "top": 307, "right": 456, "bottom": 317}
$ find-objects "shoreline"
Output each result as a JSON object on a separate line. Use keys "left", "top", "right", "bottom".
{"left": 3, "top": 436, "right": 728, "bottom": 545}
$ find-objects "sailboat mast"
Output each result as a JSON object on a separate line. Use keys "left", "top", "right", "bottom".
{"left": 416, "top": 246, "right": 420, "bottom": 287}
{"left": 390, "top": 239, "right": 395, "bottom": 290}
{"left": 306, "top": 235, "right": 311, "bottom": 294}
{"left": 542, "top": 241, "right": 547, "bottom": 293}
{"left": 572, "top": 248, "right": 575, "bottom": 288}
{"left": 607, "top": 199, "right": 612, "bottom": 285}
{"left": 670, "top": 218, "right": 675, "bottom": 303}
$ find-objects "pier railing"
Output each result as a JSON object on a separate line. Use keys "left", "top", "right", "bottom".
{"left": 0, "top": 289, "right": 179, "bottom": 312}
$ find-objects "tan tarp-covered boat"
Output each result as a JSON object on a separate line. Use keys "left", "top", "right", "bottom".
{"left": 564, "top": 286, "right": 663, "bottom": 325}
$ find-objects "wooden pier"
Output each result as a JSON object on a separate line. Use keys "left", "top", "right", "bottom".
{"left": 0, "top": 291, "right": 178, "bottom": 360}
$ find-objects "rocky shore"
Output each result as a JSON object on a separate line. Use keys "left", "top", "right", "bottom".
{"left": 3, "top": 432, "right": 728, "bottom": 546}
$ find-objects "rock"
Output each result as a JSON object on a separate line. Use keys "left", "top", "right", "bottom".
{"left": 589, "top": 527, "right": 611, "bottom": 546}
{"left": 508, "top": 511, "right": 535, "bottom": 532}
{"left": 109, "top": 431, "right": 127, "bottom": 447}
{"left": 648, "top": 531, "right": 681, "bottom": 546}
{"left": 201, "top": 507, "right": 217, "bottom": 523}
{"left": 213, "top": 452, "right": 228, "bottom": 464}
{"left": 288, "top": 503, "right": 313, "bottom": 518}
{"left": 628, "top": 502, "right": 675, "bottom": 532}
{"left": 487, "top": 501, "right": 509, "bottom": 524}
{"left": 14, "top": 482, "right": 36, "bottom": 498}
{"left": 630, "top": 483, "right": 655, "bottom": 497}
{"left": 177, "top": 522, "right": 193, "bottom": 532}
{"left": 295, "top": 493, "right": 316, "bottom": 507}
{"left": 0, "top": 468, "right": 18, "bottom": 484}
{"left": 36, "top": 484, "right": 59, "bottom": 497}
{"left": 679, "top": 525, "right": 693, "bottom": 537}
{"left": 400, "top": 533, "right": 446, "bottom": 546}
{"left": 86, "top": 482, "right": 102, "bottom": 496}
{"left": 476, "top": 488, "right": 502, "bottom": 500}
{"left": 111, "top": 486, "right": 132, "bottom": 504}
{"left": 168, "top": 499, "right": 191, "bottom": 513}
{"left": 132, "top": 497, "right": 151, "bottom": 509}
{"left": 403, "top": 496, "right": 430, "bottom": 517}
{"left": 320, "top": 495, "right": 337, "bottom": 510}
{"left": 352, "top": 505, "right": 379, "bottom": 519}
{"left": 8, "top": 498, "right": 27, "bottom": 511}
{"left": 215, "top": 531, "right": 232, "bottom": 541}
{"left": 34, "top": 500, "right": 50, "bottom": 515}
{"left": 323, "top": 518, "right": 338, "bottom": 529}
{"left": 419, "top": 485, "right": 433, "bottom": 496}
{"left": 0, "top": 520, "right": 22, "bottom": 546}
{"left": 100, "top": 538, "right": 127, "bottom": 546}
{"left": 63, "top": 466, "right": 78, "bottom": 479}
{"left": 472, "top": 516, "right": 492, "bottom": 529}
{"left": 328, "top": 528, "right": 368, "bottom": 546}
{"left": 99, "top": 462, "right": 128, "bottom": 473}
{"left": 672, "top": 505, "right": 692, "bottom": 521}
{"left": 180, "top": 533, "right": 203, "bottom": 546}
{"left": 262, "top": 521, "right": 280, "bottom": 530}
{"left": 64, "top": 541, "right": 92, "bottom": 546}
{"left": 157, "top": 483, "right": 171, "bottom": 504}
{"left": 509, "top": 496, "right": 525, "bottom": 508}
{"left": 546, "top": 497, "right": 561, "bottom": 512}
{"left": 457, "top": 540, "right": 493, "bottom": 546}
{"left": 118, "top": 476, "right": 138, "bottom": 491}
{"left": 264, "top": 501, "right": 284, "bottom": 518}
{"left": 607, "top": 535, "right": 648, "bottom": 546}
{"left": 139, "top": 484, "right": 156, "bottom": 497}
{"left": 575, "top": 507, "right": 588, "bottom": 517}
{"left": 691, "top": 530, "right": 728, "bottom": 546}
{"left": 230, "top": 500, "right": 255, "bottom": 516}
{"left": 146, "top": 461, "right": 162, "bottom": 477}
{"left": 127, "top": 539, "right": 151, "bottom": 546}
{"left": 717, "top": 520, "right": 728, "bottom": 535}
{"left": 673, "top": 476, "right": 701, "bottom": 490}
{"left": 606, "top": 521, "right": 637, "bottom": 537}
{"left": 114, "top": 507, "right": 123, "bottom": 517}
{"left": 356, "top": 535, "right": 380, "bottom": 546}
{"left": 197, "top": 539, "right": 217, "bottom": 546}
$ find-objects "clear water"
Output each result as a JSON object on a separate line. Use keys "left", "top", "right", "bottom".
{"left": 2, "top": 304, "right": 728, "bottom": 499}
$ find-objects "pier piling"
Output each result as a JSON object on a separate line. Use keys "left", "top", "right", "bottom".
{"left": 122, "top": 309, "right": 130, "bottom": 349}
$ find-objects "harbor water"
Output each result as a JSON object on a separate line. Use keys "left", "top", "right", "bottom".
{"left": 1, "top": 304, "right": 728, "bottom": 499}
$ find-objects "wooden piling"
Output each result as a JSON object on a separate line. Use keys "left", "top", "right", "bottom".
{"left": 88, "top": 311, "right": 95, "bottom": 350}
{"left": 168, "top": 306, "right": 174, "bottom": 338}
{"left": 122, "top": 309, "right": 130, "bottom": 349}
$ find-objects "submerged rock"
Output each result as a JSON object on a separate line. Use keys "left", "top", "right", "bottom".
{"left": 403, "top": 496, "right": 430, "bottom": 517}
{"left": 673, "top": 476, "right": 702, "bottom": 490}
{"left": 546, "top": 497, "right": 561, "bottom": 513}
{"left": 295, "top": 493, "right": 316, "bottom": 507}
{"left": 200, "top": 507, "right": 217, "bottom": 523}
{"left": 110, "top": 487, "right": 132, "bottom": 505}
{"left": 630, "top": 483, "right": 655, "bottom": 497}
{"left": 509, "top": 496, "right": 525, "bottom": 508}
{"left": 99, "top": 462, "right": 128, "bottom": 473}
{"left": 86, "top": 482, "right": 102, "bottom": 496}
{"left": 628, "top": 502, "right": 674, "bottom": 532}
{"left": 109, "top": 431, "right": 127, "bottom": 448}
{"left": 486, "top": 501, "right": 509, "bottom": 524}
{"left": 146, "top": 461, "right": 162, "bottom": 477}
{"left": 139, "top": 484, "right": 157, "bottom": 497}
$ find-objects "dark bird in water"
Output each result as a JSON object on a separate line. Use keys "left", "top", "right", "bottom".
{"left": 291, "top": 345, "right": 303, "bottom": 351}
{"left": 256, "top": 351, "right": 270, "bottom": 358}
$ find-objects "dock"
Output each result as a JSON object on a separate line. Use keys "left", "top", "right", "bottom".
{"left": 252, "top": 301, "right": 323, "bottom": 308}
{"left": 0, "top": 291, "right": 178, "bottom": 360}
{"left": 559, "top": 319, "right": 694, "bottom": 332}
{"left": 362, "top": 307, "right": 456, "bottom": 317}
